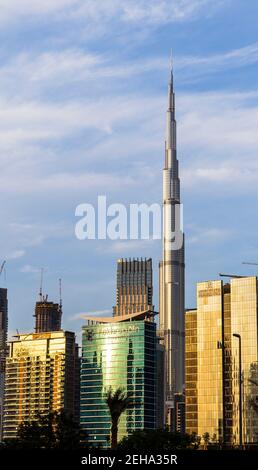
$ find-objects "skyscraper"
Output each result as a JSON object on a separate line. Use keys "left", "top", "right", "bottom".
{"left": 185, "top": 277, "right": 258, "bottom": 445}
{"left": 34, "top": 298, "right": 62, "bottom": 333}
{"left": 159, "top": 67, "right": 185, "bottom": 426}
{"left": 80, "top": 312, "right": 157, "bottom": 448}
{"left": 0, "top": 288, "right": 8, "bottom": 440}
{"left": 3, "top": 330, "right": 79, "bottom": 439}
{"left": 113, "top": 258, "right": 153, "bottom": 317}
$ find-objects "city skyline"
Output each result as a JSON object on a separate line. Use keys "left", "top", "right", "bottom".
{"left": 0, "top": 1, "right": 258, "bottom": 340}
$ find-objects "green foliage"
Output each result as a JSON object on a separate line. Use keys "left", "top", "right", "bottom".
{"left": 105, "top": 387, "right": 133, "bottom": 449}
{"left": 3, "top": 410, "right": 87, "bottom": 449}
{"left": 117, "top": 429, "right": 197, "bottom": 452}
{"left": 105, "top": 387, "right": 133, "bottom": 420}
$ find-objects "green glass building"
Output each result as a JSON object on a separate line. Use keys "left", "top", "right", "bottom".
{"left": 80, "top": 312, "right": 157, "bottom": 448}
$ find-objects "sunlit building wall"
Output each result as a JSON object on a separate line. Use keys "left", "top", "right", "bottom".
{"left": 185, "top": 277, "right": 258, "bottom": 445}
{"left": 185, "top": 309, "right": 198, "bottom": 435}
{"left": 3, "top": 331, "right": 79, "bottom": 439}
{"left": 231, "top": 277, "right": 258, "bottom": 444}
{"left": 0, "top": 288, "right": 8, "bottom": 441}
{"left": 80, "top": 316, "right": 156, "bottom": 448}
{"left": 197, "top": 281, "right": 224, "bottom": 441}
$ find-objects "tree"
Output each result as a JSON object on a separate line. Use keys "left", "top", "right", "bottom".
{"left": 190, "top": 432, "right": 201, "bottom": 449}
{"left": 202, "top": 432, "right": 210, "bottom": 450}
{"left": 118, "top": 429, "right": 196, "bottom": 452}
{"left": 105, "top": 387, "right": 132, "bottom": 449}
{"left": 5, "top": 410, "right": 87, "bottom": 449}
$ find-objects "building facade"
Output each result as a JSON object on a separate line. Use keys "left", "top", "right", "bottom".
{"left": 80, "top": 312, "right": 157, "bottom": 448}
{"left": 0, "top": 288, "right": 8, "bottom": 440}
{"left": 3, "top": 330, "right": 79, "bottom": 439}
{"left": 34, "top": 299, "right": 62, "bottom": 333}
{"left": 113, "top": 258, "right": 153, "bottom": 317}
{"left": 185, "top": 277, "right": 258, "bottom": 445}
{"left": 173, "top": 393, "right": 185, "bottom": 434}
{"left": 159, "top": 68, "right": 185, "bottom": 426}
{"left": 185, "top": 309, "right": 198, "bottom": 436}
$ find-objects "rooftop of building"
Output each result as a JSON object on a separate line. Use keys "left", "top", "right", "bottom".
{"left": 9, "top": 330, "right": 75, "bottom": 343}
{"left": 82, "top": 309, "right": 158, "bottom": 324}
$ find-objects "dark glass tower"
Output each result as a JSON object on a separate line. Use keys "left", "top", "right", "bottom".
{"left": 113, "top": 258, "right": 153, "bottom": 317}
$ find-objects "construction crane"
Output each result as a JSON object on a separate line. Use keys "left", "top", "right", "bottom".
{"left": 219, "top": 273, "right": 246, "bottom": 278}
{"left": 39, "top": 267, "right": 44, "bottom": 301}
{"left": 0, "top": 260, "right": 6, "bottom": 278}
{"left": 242, "top": 262, "right": 258, "bottom": 266}
{"left": 59, "top": 278, "right": 62, "bottom": 311}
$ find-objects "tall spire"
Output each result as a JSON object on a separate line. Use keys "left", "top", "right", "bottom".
{"left": 160, "top": 58, "right": 185, "bottom": 429}
{"left": 166, "top": 52, "right": 176, "bottom": 159}
{"left": 169, "top": 48, "right": 173, "bottom": 89}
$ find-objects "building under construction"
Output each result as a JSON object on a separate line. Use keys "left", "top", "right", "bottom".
{"left": 34, "top": 276, "right": 62, "bottom": 333}
{"left": 34, "top": 299, "right": 62, "bottom": 333}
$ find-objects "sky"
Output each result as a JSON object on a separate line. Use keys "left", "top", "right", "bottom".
{"left": 1, "top": 0, "right": 258, "bottom": 339}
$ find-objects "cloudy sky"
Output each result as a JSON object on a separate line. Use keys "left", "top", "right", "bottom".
{"left": 1, "top": 0, "right": 258, "bottom": 337}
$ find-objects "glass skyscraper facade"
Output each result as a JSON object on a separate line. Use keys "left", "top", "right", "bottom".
{"left": 197, "top": 281, "right": 224, "bottom": 441}
{"left": 185, "top": 309, "right": 198, "bottom": 435}
{"left": 80, "top": 317, "right": 156, "bottom": 448}
{"left": 185, "top": 277, "right": 258, "bottom": 445}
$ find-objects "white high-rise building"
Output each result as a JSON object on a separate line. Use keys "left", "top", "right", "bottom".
{"left": 159, "top": 68, "right": 185, "bottom": 427}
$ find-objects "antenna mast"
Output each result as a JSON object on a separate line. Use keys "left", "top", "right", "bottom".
{"left": 39, "top": 268, "right": 44, "bottom": 301}
{"left": 59, "top": 278, "right": 62, "bottom": 310}
{"left": 0, "top": 260, "right": 6, "bottom": 278}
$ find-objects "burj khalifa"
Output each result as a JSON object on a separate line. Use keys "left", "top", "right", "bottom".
{"left": 159, "top": 66, "right": 185, "bottom": 427}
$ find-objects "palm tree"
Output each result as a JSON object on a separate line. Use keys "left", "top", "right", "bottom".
{"left": 105, "top": 387, "right": 132, "bottom": 449}
{"left": 202, "top": 432, "right": 210, "bottom": 450}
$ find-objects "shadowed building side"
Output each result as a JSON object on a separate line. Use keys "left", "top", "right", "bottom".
{"left": 34, "top": 299, "right": 62, "bottom": 333}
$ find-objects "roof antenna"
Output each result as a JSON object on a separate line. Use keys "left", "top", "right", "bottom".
{"left": 169, "top": 48, "right": 174, "bottom": 84}
{"left": 39, "top": 268, "right": 44, "bottom": 301}
{"left": 59, "top": 278, "right": 62, "bottom": 310}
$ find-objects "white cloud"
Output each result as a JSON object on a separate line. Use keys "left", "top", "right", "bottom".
{"left": 70, "top": 309, "right": 112, "bottom": 321}
{"left": 3, "top": 42, "right": 258, "bottom": 107}
{"left": 188, "top": 228, "right": 232, "bottom": 245}
{"left": 177, "top": 91, "right": 258, "bottom": 188}
{"left": 20, "top": 264, "right": 40, "bottom": 273}
{"left": 7, "top": 250, "right": 26, "bottom": 260}
{"left": 102, "top": 240, "right": 158, "bottom": 254}
{"left": 176, "top": 42, "right": 258, "bottom": 79}
{"left": 1, "top": 88, "right": 258, "bottom": 197}
{"left": 0, "top": 0, "right": 223, "bottom": 26}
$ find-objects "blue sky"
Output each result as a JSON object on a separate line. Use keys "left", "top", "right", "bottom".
{"left": 1, "top": 0, "right": 258, "bottom": 339}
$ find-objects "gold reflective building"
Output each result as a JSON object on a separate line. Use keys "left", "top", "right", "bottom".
{"left": 186, "top": 277, "right": 258, "bottom": 445}
{"left": 3, "top": 330, "right": 79, "bottom": 439}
